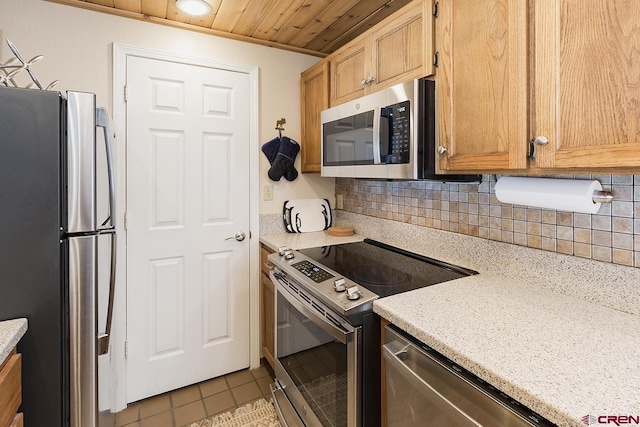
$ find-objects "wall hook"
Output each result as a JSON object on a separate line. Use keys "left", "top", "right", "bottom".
{"left": 275, "top": 118, "right": 286, "bottom": 138}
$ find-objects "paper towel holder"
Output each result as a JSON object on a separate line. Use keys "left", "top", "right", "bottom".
{"left": 495, "top": 175, "right": 614, "bottom": 204}
{"left": 592, "top": 190, "right": 614, "bottom": 204}
{"left": 494, "top": 176, "right": 615, "bottom": 214}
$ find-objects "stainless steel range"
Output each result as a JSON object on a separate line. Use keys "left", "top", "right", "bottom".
{"left": 268, "top": 239, "right": 478, "bottom": 427}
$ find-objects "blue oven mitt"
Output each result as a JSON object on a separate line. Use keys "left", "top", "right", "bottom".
{"left": 261, "top": 136, "right": 280, "bottom": 165}
{"left": 268, "top": 136, "right": 300, "bottom": 181}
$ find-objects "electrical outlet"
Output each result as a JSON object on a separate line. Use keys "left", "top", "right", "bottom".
{"left": 264, "top": 184, "right": 273, "bottom": 201}
{"left": 336, "top": 194, "right": 344, "bottom": 209}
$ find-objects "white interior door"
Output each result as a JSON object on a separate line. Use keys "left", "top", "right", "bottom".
{"left": 125, "top": 55, "right": 251, "bottom": 402}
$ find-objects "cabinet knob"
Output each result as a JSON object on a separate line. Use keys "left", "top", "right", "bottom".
{"left": 437, "top": 146, "right": 447, "bottom": 155}
{"left": 533, "top": 136, "right": 549, "bottom": 146}
{"left": 361, "top": 76, "right": 376, "bottom": 85}
{"left": 528, "top": 136, "right": 549, "bottom": 160}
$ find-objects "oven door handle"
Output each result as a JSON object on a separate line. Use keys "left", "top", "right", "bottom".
{"left": 271, "top": 272, "right": 353, "bottom": 344}
{"left": 383, "top": 342, "right": 481, "bottom": 427}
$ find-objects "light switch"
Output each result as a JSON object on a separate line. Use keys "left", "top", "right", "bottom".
{"left": 264, "top": 184, "right": 273, "bottom": 201}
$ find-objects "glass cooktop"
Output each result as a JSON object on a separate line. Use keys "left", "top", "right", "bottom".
{"left": 298, "top": 239, "right": 478, "bottom": 298}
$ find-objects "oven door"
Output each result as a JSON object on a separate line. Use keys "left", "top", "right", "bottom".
{"left": 271, "top": 271, "right": 361, "bottom": 427}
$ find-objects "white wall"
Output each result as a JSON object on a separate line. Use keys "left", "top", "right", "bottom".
{"left": 0, "top": 0, "right": 335, "bottom": 214}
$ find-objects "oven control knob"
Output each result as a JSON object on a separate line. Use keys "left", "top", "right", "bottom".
{"left": 284, "top": 250, "right": 295, "bottom": 260}
{"left": 346, "top": 285, "right": 361, "bottom": 301}
{"left": 333, "top": 278, "right": 346, "bottom": 292}
{"left": 277, "top": 246, "right": 288, "bottom": 256}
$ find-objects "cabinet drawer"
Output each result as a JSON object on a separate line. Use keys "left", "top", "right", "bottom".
{"left": 0, "top": 353, "right": 22, "bottom": 427}
{"left": 261, "top": 246, "right": 275, "bottom": 276}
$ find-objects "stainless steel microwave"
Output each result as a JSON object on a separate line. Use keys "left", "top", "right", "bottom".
{"left": 321, "top": 78, "right": 480, "bottom": 182}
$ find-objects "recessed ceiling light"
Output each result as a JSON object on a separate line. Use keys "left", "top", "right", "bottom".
{"left": 176, "top": 0, "right": 212, "bottom": 16}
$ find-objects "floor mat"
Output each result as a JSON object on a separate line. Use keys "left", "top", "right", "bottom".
{"left": 190, "top": 398, "right": 282, "bottom": 427}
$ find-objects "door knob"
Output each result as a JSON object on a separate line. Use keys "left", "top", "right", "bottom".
{"left": 225, "top": 232, "right": 246, "bottom": 242}
{"left": 437, "top": 146, "right": 447, "bottom": 154}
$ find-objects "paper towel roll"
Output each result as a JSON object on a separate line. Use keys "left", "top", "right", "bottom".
{"left": 494, "top": 177, "right": 603, "bottom": 213}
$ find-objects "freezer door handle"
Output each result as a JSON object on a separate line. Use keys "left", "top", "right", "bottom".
{"left": 96, "top": 107, "right": 116, "bottom": 230}
{"left": 98, "top": 226, "right": 117, "bottom": 355}
{"left": 67, "top": 92, "right": 97, "bottom": 234}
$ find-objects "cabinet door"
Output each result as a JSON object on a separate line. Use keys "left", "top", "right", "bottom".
{"left": 330, "top": 39, "right": 367, "bottom": 106}
{"left": 0, "top": 352, "right": 21, "bottom": 427}
{"left": 260, "top": 245, "right": 275, "bottom": 369}
{"left": 533, "top": 1, "right": 640, "bottom": 169}
{"left": 369, "top": 0, "right": 434, "bottom": 91}
{"left": 260, "top": 273, "right": 275, "bottom": 368}
{"left": 300, "top": 60, "right": 329, "bottom": 173}
{"left": 436, "top": 0, "right": 528, "bottom": 171}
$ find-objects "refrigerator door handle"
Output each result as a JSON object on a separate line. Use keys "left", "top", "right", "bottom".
{"left": 96, "top": 107, "right": 116, "bottom": 230}
{"left": 98, "top": 230, "right": 117, "bottom": 355}
{"left": 96, "top": 107, "right": 117, "bottom": 356}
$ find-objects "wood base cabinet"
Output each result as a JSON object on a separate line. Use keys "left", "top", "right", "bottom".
{"left": 437, "top": 0, "right": 640, "bottom": 173}
{"left": 0, "top": 349, "right": 22, "bottom": 427}
{"left": 260, "top": 245, "right": 275, "bottom": 369}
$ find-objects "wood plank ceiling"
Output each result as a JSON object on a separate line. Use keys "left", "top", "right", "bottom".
{"left": 46, "top": 0, "right": 413, "bottom": 56}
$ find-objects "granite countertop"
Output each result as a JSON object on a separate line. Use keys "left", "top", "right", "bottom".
{"left": 259, "top": 230, "right": 364, "bottom": 252}
{"left": 332, "top": 211, "right": 640, "bottom": 427}
{"left": 375, "top": 276, "right": 640, "bottom": 427}
{"left": 0, "top": 318, "right": 28, "bottom": 365}
{"left": 261, "top": 211, "right": 640, "bottom": 427}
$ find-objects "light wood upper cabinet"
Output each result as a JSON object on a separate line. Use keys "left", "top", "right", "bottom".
{"left": 532, "top": 1, "right": 640, "bottom": 169}
{"left": 436, "top": 0, "right": 528, "bottom": 172}
{"left": 369, "top": 0, "right": 434, "bottom": 91}
{"left": 301, "top": 0, "right": 435, "bottom": 174}
{"left": 329, "top": 0, "right": 435, "bottom": 106}
{"left": 437, "top": 0, "right": 640, "bottom": 172}
{"left": 300, "top": 60, "right": 329, "bottom": 173}
{"left": 329, "top": 40, "right": 367, "bottom": 106}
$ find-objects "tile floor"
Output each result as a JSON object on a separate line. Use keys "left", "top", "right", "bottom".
{"left": 115, "top": 364, "right": 276, "bottom": 427}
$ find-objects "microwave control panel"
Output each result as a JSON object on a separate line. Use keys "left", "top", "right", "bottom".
{"left": 380, "top": 100, "right": 410, "bottom": 164}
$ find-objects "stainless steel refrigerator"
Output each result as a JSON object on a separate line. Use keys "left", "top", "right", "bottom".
{"left": 0, "top": 87, "right": 117, "bottom": 426}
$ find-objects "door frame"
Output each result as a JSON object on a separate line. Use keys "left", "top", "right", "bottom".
{"left": 112, "top": 43, "right": 260, "bottom": 411}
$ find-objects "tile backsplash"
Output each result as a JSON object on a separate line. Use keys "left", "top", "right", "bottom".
{"left": 336, "top": 174, "right": 640, "bottom": 268}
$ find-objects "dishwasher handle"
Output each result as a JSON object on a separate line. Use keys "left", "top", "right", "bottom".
{"left": 383, "top": 341, "right": 481, "bottom": 427}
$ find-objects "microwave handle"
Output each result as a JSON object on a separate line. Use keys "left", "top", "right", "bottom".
{"left": 372, "top": 107, "right": 382, "bottom": 164}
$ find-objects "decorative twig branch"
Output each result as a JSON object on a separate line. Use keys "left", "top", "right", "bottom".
{"left": 1, "top": 39, "right": 59, "bottom": 90}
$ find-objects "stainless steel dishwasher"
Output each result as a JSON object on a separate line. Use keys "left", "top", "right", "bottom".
{"left": 383, "top": 325, "right": 556, "bottom": 427}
